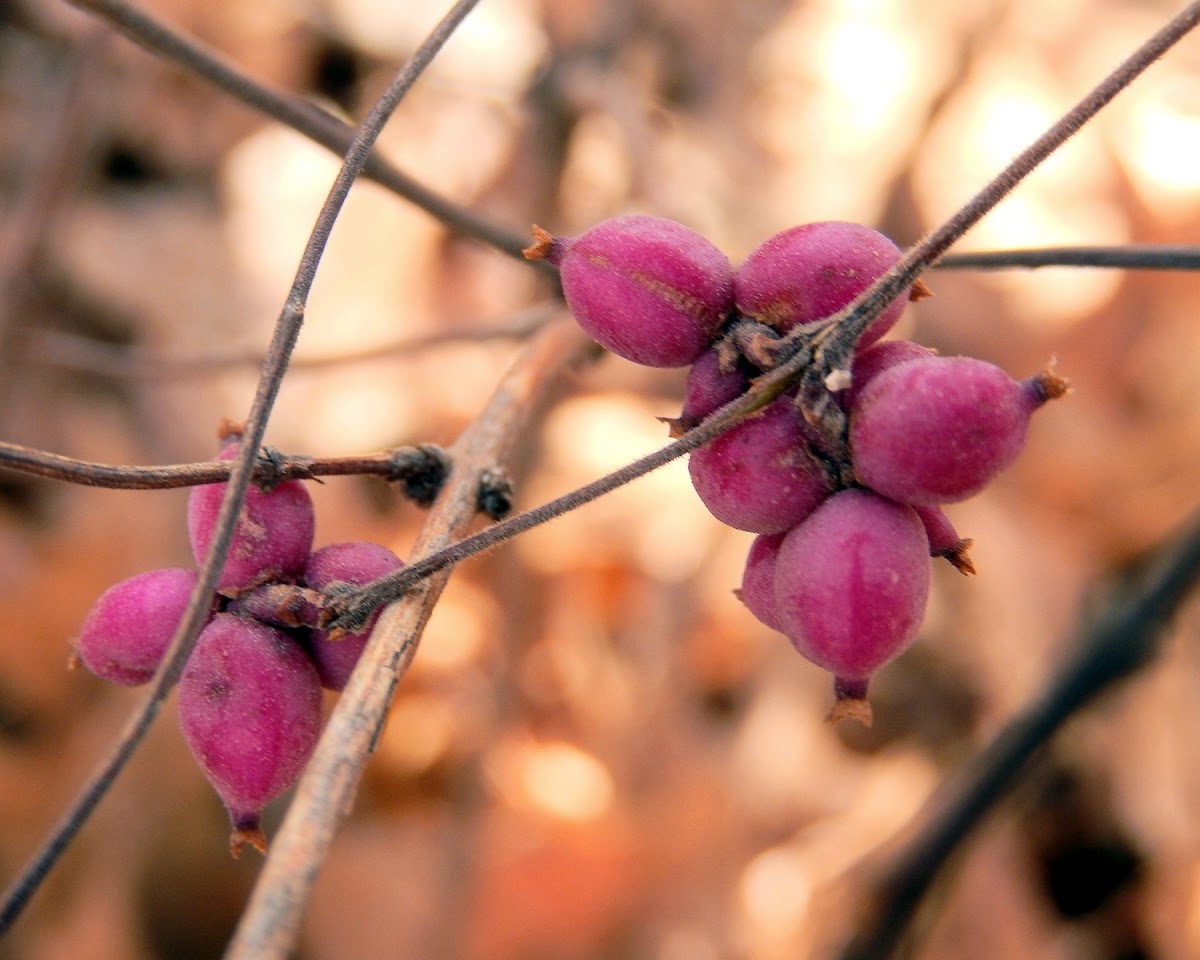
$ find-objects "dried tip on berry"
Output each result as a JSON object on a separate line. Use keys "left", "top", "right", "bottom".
{"left": 522, "top": 225, "right": 559, "bottom": 263}
{"left": 66, "top": 651, "right": 81, "bottom": 671}
{"left": 910, "top": 278, "right": 934, "bottom": 302}
{"left": 942, "top": 538, "right": 977, "bottom": 576}
{"left": 829, "top": 678, "right": 873, "bottom": 726}
{"left": 229, "top": 822, "right": 268, "bottom": 859}
{"left": 1028, "top": 362, "right": 1070, "bottom": 403}
{"left": 216, "top": 418, "right": 245, "bottom": 443}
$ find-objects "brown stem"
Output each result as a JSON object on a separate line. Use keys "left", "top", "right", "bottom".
{"left": 0, "top": 442, "right": 455, "bottom": 492}
{"left": 223, "top": 316, "right": 593, "bottom": 959}
{"left": 67, "top": 0, "right": 541, "bottom": 264}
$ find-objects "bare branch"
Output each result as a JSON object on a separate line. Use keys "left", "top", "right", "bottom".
{"left": 67, "top": 0, "right": 541, "bottom": 264}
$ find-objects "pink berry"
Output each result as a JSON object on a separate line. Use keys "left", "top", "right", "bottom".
{"left": 849, "top": 357, "right": 1069, "bottom": 505}
{"left": 76, "top": 568, "right": 202, "bottom": 685}
{"left": 187, "top": 445, "right": 315, "bottom": 595}
{"left": 682, "top": 348, "right": 751, "bottom": 422}
{"left": 842, "top": 338, "right": 936, "bottom": 410}
{"left": 774, "top": 489, "right": 930, "bottom": 689}
{"left": 738, "top": 532, "right": 786, "bottom": 632}
{"left": 529, "top": 216, "right": 734, "bottom": 368}
{"left": 178, "top": 613, "right": 323, "bottom": 855}
{"left": 688, "top": 396, "right": 833, "bottom": 534}
{"left": 304, "top": 542, "right": 404, "bottom": 691}
{"left": 735, "top": 221, "right": 910, "bottom": 349}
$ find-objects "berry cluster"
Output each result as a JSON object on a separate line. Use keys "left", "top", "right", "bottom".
{"left": 75, "top": 433, "right": 402, "bottom": 854}
{"left": 528, "top": 215, "right": 1068, "bottom": 721}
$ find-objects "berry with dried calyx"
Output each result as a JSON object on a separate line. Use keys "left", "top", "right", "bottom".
{"left": 688, "top": 396, "right": 834, "bottom": 535}
{"left": 75, "top": 568, "right": 203, "bottom": 685}
{"left": 177, "top": 613, "right": 323, "bottom": 856}
{"left": 525, "top": 216, "right": 734, "bottom": 368}
{"left": 773, "top": 489, "right": 931, "bottom": 723}
{"left": 735, "top": 221, "right": 913, "bottom": 349}
{"left": 849, "top": 357, "right": 1069, "bottom": 506}
{"left": 737, "top": 532, "right": 786, "bottom": 633}
{"left": 187, "top": 443, "right": 315, "bottom": 596}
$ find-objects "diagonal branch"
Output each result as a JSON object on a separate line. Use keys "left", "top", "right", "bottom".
{"left": 67, "top": 0, "right": 540, "bottom": 263}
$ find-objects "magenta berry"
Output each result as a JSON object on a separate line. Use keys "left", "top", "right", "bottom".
{"left": 738, "top": 532, "right": 786, "bottom": 633}
{"left": 527, "top": 215, "right": 734, "bottom": 368}
{"left": 688, "top": 396, "right": 833, "bottom": 534}
{"left": 178, "top": 613, "right": 323, "bottom": 855}
{"left": 187, "top": 445, "right": 315, "bottom": 595}
{"left": 842, "top": 338, "right": 936, "bottom": 410}
{"left": 304, "top": 541, "right": 405, "bottom": 691}
{"left": 683, "top": 348, "right": 751, "bottom": 422}
{"left": 735, "top": 221, "right": 910, "bottom": 348}
{"left": 76, "top": 568, "right": 202, "bottom": 685}
{"left": 849, "top": 357, "right": 1069, "bottom": 506}
{"left": 774, "top": 489, "right": 930, "bottom": 692}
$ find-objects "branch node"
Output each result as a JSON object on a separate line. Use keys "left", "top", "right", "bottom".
{"left": 477, "top": 466, "right": 514, "bottom": 520}
{"left": 387, "top": 444, "right": 451, "bottom": 507}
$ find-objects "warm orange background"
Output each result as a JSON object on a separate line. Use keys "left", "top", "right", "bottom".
{"left": 2, "top": 0, "right": 1200, "bottom": 957}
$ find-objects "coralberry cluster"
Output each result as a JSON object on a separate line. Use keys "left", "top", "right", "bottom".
{"left": 74, "top": 433, "right": 402, "bottom": 854}
{"left": 528, "top": 215, "right": 1068, "bottom": 721}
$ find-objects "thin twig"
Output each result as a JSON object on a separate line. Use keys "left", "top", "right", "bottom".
{"left": 67, "top": 0, "right": 540, "bottom": 264}
{"left": 0, "top": 441, "right": 450, "bottom": 492}
{"left": 0, "top": 0, "right": 480, "bottom": 933}
{"left": 937, "top": 245, "right": 1200, "bottom": 271}
{"left": 20, "top": 305, "right": 554, "bottom": 380}
{"left": 223, "top": 317, "right": 593, "bottom": 959}
{"left": 808, "top": 1, "right": 1200, "bottom": 363}
{"left": 838, "top": 505, "right": 1200, "bottom": 960}
{"left": 325, "top": 349, "right": 797, "bottom": 631}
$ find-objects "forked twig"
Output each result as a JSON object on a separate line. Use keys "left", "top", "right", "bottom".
{"left": 0, "top": 0, "right": 482, "bottom": 932}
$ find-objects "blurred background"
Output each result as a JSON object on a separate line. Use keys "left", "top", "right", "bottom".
{"left": 1, "top": 0, "right": 1200, "bottom": 957}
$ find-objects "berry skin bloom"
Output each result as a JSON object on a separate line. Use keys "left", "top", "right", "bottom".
{"left": 526, "top": 215, "right": 734, "bottom": 368}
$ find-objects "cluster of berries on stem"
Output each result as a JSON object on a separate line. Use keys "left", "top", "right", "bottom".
{"left": 527, "top": 214, "right": 1068, "bottom": 723}
{"left": 74, "top": 427, "right": 402, "bottom": 855}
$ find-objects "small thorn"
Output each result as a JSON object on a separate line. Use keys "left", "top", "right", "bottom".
{"left": 910, "top": 278, "right": 934, "bottom": 302}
